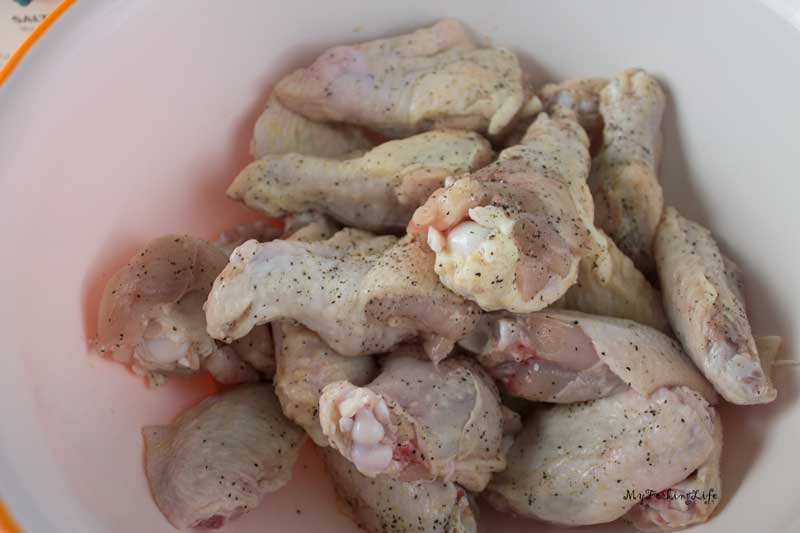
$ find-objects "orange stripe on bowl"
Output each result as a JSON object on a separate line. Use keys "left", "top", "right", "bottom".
{"left": 0, "top": 499, "right": 21, "bottom": 533}
{"left": 0, "top": 0, "right": 76, "bottom": 86}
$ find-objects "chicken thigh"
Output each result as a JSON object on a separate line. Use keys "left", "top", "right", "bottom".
{"left": 228, "top": 130, "right": 493, "bottom": 232}
{"left": 142, "top": 384, "right": 305, "bottom": 530}
{"left": 590, "top": 68, "right": 666, "bottom": 274}
{"left": 205, "top": 230, "right": 480, "bottom": 360}
{"left": 486, "top": 386, "right": 720, "bottom": 527}
{"left": 322, "top": 447, "right": 477, "bottom": 533}
{"left": 319, "top": 351, "right": 515, "bottom": 492}
{"left": 273, "top": 320, "right": 377, "bottom": 446}
{"left": 654, "top": 207, "right": 777, "bottom": 404}
{"left": 409, "top": 108, "right": 594, "bottom": 312}
{"left": 274, "top": 19, "right": 525, "bottom": 138}
{"left": 251, "top": 94, "right": 372, "bottom": 159}
{"left": 460, "top": 309, "right": 715, "bottom": 403}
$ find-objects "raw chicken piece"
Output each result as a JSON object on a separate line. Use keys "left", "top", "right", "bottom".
{"left": 485, "top": 386, "right": 719, "bottom": 527}
{"left": 96, "top": 214, "right": 334, "bottom": 385}
{"left": 251, "top": 95, "right": 372, "bottom": 159}
{"left": 274, "top": 19, "right": 525, "bottom": 138}
{"left": 560, "top": 228, "right": 669, "bottom": 332}
{"left": 590, "top": 68, "right": 666, "bottom": 274}
{"left": 204, "top": 230, "right": 480, "bottom": 360}
{"left": 654, "top": 207, "right": 777, "bottom": 404}
{"left": 539, "top": 77, "right": 608, "bottom": 150}
{"left": 228, "top": 130, "right": 493, "bottom": 232}
{"left": 273, "top": 320, "right": 377, "bottom": 446}
{"left": 362, "top": 235, "right": 482, "bottom": 361}
{"left": 322, "top": 447, "right": 477, "bottom": 533}
{"left": 95, "top": 235, "right": 258, "bottom": 386}
{"left": 626, "top": 409, "right": 723, "bottom": 531}
{"left": 409, "top": 108, "right": 595, "bottom": 312}
{"left": 460, "top": 310, "right": 715, "bottom": 403}
{"left": 142, "top": 384, "right": 305, "bottom": 530}
{"left": 319, "top": 351, "right": 514, "bottom": 492}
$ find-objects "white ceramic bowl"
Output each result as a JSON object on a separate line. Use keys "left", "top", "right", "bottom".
{"left": 1, "top": 1, "right": 799, "bottom": 532}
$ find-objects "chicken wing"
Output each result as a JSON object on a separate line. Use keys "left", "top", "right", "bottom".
{"left": 319, "top": 351, "right": 514, "bottom": 491}
{"left": 460, "top": 309, "right": 715, "bottom": 403}
{"left": 228, "top": 130, "right": 493, "bottom": 232}
{"left": 590, "top": 68, "right": 666, "bottom": 274}
{"left": 322, "top": 447, "right": 477, "bottom": 533}
{"left": 486, "top": 386, "right": 719, "bottom": 527}
{"left": 409, "top": 108, "right": 594, "bottom": 312}
{"left": 560, "top": 228, "right": 669, "bottom": 331}
{"left": 539, "top": 77, "right": 608, "bottom": 151}
{"left": 626, "top": 408, "right": 722, "bottom": 531}
{"left": 142, "top": 384, "right": 305, "bottom": 530}
{"left": 97, "top": 214, "right": 335, "bottom": 385}
{"left": 251, "top": 95, "right": 372, "bottom": 159}
{"left": 274, "top": 19, "right": 525, "bottom": 138}
{"left": 95, "top": 234, "right": 252, "bottom": 386}
{"left": 273, "top": 320, "right": 377, "bottom": 446}
{"left": 654, "top": 207, "right": 777, "bottom": 404}
{"left": 205, "top": 230, "right": 480, "bottom": 360}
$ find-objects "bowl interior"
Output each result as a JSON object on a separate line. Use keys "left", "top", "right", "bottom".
{"left": 1, "top": 1, "right": 799, "bottom": 532}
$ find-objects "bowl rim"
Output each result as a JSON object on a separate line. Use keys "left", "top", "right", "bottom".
{"left": 0, "top": 0, "right": 74, "bottom": 87}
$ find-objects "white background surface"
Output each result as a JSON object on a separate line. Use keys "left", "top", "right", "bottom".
{"left": 0, "top": 1, "right": 799, "bottom": 532}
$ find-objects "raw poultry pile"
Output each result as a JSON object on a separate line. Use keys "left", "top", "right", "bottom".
{"left": 95, "top": 19, "right": 782, "bottom": 532}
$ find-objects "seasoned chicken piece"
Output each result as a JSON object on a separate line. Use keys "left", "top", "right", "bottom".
{"left": 590, "top": 68, "right": 666, "bottom": 274}
{"left": 228, "top": 130, "right": 493, "bottom": 232}
{"left": 251, "top": 95, "right": 372, "bottom": 159}
{"left": 95, "top": 235, "right": 259, "bottom": 386}
{"left": 409, "top": 109, "right": 594, "bottom": 312}
{"left": 560, "top": 228, "right": 669, "bottom": 331}
{"left": 486, "top": 386, "right": 719, "bottom": 527}
{"left": 275, "top": 19, "right": 525, "bottom": 138}
{"left": 460, "top": 310, "right": 715, "bottom": 403}
{"left": 205, "top": 230, "right": 480, "bottom": 360}
{"left": 322, "top": 447, "right": 477, "bottom": 533}
{"left": 319, "top": 351, "right": 514, "bottom": 491}
{"left": 539, "top": 77, "right": 608, "bottom": 151}
{"left": 274, "top": 320, "right": 377, "bottom": 446}
{"left": 654, "top": 207, "right": 777, "bottom": 404}
{"left": 96, "top": 214, "right": 335, "bottom": 385}
{"left": 626, "top": 409, "right": 723, "bottom": 531}
{"left": 142, "top": 384, "right": 305, "bottom": 530}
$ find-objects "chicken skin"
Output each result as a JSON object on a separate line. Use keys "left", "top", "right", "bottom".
{"left": 274, "top": 19, "right": 525, "bottom": 138}
{"left": 590, "top": 68, "right": 666, "bottom": 274}
{"left": 251, "top": 94, "right": 372, "bottom": 159}
{"left": 561, "top": 228, "right": 669, "bottom": 331}
{"left": 273, "top": 320, "right": 377, "bottom": 446}
{"left": 322, "top": 447, "right": 477, "bottom": 533}
{"left": 228, "top": 130, "right": 493, "bottom": 232}
{"left": 142, "top": 384, "right": 305, "bottom": 530}
{"left": 460, "top": 309, "right": 715, "bottom": 403}
{"left": 409, "top": 108, "right": 594, "bottom": 312}
{"left": 319, "top": 351, "right": 514, "bottom": 492}
{"left": 486, "top": 386, "right": 720, "bottom": 527}
{"left": 626, "top": 408, "right": 723, "bottom": 531}
{"left": 204, "top": 230, "right": 480, "bottom": 360}
{"left": 654, "top": 207, "right": 777, "bottom": 404}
